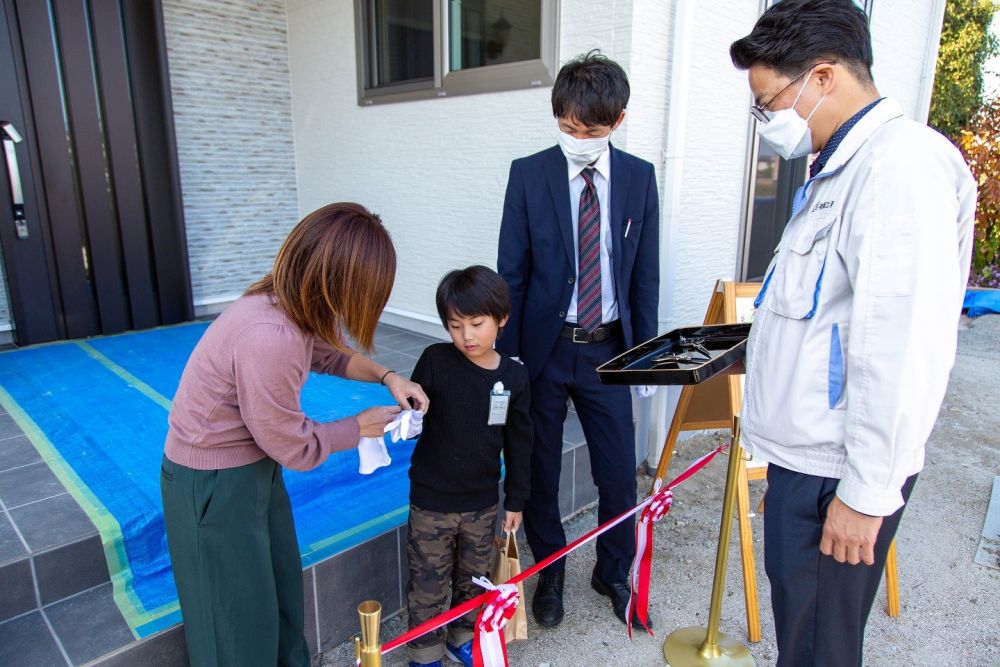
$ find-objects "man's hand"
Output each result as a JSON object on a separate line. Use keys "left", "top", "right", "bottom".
{"left": 502, "top": 510, "right": 523, "bottom": 533}
{"left": 820, "top": 496, "right": 883, "bottom": 565}
{"left": 384, "top": 372, "right": 430, "bottom": 413}
{"left": 631, "top": 385, "right": 657, "bottom": 399}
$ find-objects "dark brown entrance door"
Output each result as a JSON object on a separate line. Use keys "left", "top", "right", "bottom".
{"left": 0, "top": 0, "right": 192, "bottom": 345}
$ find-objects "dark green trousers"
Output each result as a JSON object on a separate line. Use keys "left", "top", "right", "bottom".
{"left": 160, "top": 456, "right": 309, "bottom": 667}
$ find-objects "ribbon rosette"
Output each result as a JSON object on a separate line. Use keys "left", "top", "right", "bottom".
{"left": 471, "top": 577, "right": 520, "bottom": 667}
{"left": 626, "top": 481, "right": 674, "bottom": 637}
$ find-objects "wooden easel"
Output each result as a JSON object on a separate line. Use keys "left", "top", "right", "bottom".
{"left": 650, "top": 280, "right": 757, "bottom": 484}
{"left": 651, "top": 280, "right": 901, "bottom": 644}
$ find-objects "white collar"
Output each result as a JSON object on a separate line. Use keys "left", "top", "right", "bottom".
{"left": 819, "top": 97, "right": 904, "bottom": 176}
{"left": 567, "top": 146, "right": 611, "bottom": 183}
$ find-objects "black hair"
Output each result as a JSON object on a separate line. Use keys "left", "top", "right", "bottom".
{"left": 435, "top": 265, "right": 511, "bottom": 327}
{"left": 551, "top": 50, "right": 630, "bottom": 127}
{"left": 730, "top": 0, "right": 874, "bottom": 84}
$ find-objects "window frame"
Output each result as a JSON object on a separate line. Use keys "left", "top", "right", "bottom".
{"left": 353, "top": 0, "right": 560, "bottom": 106}
{"left": 736, "top": 0, "right": 875, "bottom": 280}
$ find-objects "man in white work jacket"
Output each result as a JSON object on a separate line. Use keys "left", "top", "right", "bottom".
{"left": 730, "top": 2, "right": 976, "bottom": 665}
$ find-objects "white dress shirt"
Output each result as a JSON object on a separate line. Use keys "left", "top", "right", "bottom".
{"left": 566, "top": 148, "right": 618, "bottom": 325}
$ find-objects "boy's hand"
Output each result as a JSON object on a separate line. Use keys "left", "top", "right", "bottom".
{"left": 356, "top": 406, "right": 401, "bottom": 437}
{"left": 502, "top": 511, "right": 523, "bottom": 533}
{"left": 384, "top": 373, "right": 430, "bottom": 413}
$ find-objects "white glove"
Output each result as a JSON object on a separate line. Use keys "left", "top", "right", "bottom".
{"left": 385, "top": 409, "right": 423, "bottom": 442}
{"left": 358, "top": 409, "right": 424, "bottom": 474}
{"left": 631, "top": 385, "right": 657, "bottom": 399}
{"left": 357, "top": 437, "right": 390, "bottom": 474}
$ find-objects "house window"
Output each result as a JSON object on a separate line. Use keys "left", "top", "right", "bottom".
{"left": 737, "top": 0, "right": 875, "bottom": 280}
{"left": 355, "top": 0, "right": 558, "bottom": 105}
{"left": 371, "top": 1, "right": 435, "bottom": 88}
{"left": 741, "top": 137, "right": 809, "bottom": 281}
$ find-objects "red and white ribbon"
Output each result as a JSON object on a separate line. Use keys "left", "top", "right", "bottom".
{"left": 378, "top": 444, "right": 728, "bottom": 657}
{"left": 471, "top": 577, "right": 519, "bottom": 667}
{"left": 626, "top": 480, "right": 673, "bottom": 637}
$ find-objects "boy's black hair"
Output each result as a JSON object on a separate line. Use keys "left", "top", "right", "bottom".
{"left": 551, "top": 50, "right": 630, "bottom": 127}
{"left": 436, "top": 265, "right": 511, "bottom": 327}
{"left": 730, "top": 0, "right": 874, "bottom": 84}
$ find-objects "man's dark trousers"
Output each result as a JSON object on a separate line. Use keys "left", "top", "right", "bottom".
{"left": 764, "top": 464, "right": 918, "bottom": 667}
{"left": 523, "top": 331, "right": 636, "bottom": 585}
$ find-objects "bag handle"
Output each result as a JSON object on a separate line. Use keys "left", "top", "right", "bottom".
{"left": 503, "top": 528, "right": 519, "bottom": 558}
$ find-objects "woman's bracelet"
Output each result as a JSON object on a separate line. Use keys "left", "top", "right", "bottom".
{"left": 379, "top": 369, "right": 396, "bottom": 385}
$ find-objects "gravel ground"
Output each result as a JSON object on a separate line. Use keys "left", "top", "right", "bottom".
{"left": 320, "top": 315, "right": 1000, "bottom": 667}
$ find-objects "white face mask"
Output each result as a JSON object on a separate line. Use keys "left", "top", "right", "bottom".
{"left": 556, "top": 125, "right": 611, "bottom": 165}
{"left": 758, "top": 73, "right": 827, "bottom": 161}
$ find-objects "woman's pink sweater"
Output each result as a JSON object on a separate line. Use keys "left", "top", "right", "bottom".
{"left": 164, "top": 293, "right": 360, "bottom": 471}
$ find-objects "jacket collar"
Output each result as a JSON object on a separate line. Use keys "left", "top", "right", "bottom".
{"left": 816, "top": 97, "right": 904, "bottom": 177}
{"left": 608, "top": 145, "right": 628, "bottom": 281}
{"left": 544, "top": 147, "right": 574, "bottom": 268}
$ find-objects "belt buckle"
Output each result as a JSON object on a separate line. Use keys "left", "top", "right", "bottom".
{"left": 572, "top": 327, "right": 590, "bottom": 344}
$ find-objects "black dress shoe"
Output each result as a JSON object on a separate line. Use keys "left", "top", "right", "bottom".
{"left": 591, "top": 570, "right": 653, "bottom": 629}
{"left": 532, "top": 569, "right": 565, "bottom": 627}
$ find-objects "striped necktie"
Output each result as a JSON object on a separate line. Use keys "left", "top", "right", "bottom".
{"left": 576, "top": 167, "right": 602, "bottom": 333}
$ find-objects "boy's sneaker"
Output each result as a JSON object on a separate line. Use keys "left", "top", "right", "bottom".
{"left": 408, "top": 661, "right": 442, "bottom": 667}
{"left": 444, "top": 640, "right": 474, "bottom": 666}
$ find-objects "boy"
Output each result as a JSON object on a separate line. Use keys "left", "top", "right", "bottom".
{"left": 406, "top": 265, "right": 533, "bottom": 667}
{"left": 497, "top": 51, "right": 660, "bottom": 629}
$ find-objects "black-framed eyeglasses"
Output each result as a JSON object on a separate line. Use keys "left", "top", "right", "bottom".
{"left": 750, "top": 62, "right": 835, "bottom": 123}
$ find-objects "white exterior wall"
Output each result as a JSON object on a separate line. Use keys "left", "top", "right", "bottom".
{"left": 286, "top": 0, "right": 648, "bottom": 336}
{"left": 870, "top": 0, "right": 946, "bottom": 123}
{"left": 656, "top": 0, "right": 945, "bottom": 332}
{"left": 0, "top": 0, "right": 950, "bottom": 338}
{"left": 661, "top": 1, "right": 760, "bottom": 330}
{"left": 287, "top": 0, "right": 936, "bottom": 336}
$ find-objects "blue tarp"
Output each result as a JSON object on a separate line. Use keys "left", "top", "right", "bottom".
{"left": 0, "top": 323, "right": 415, "bottom": 636}
{"left": 964, "top": 289, "right": 1000, "bottom": 318}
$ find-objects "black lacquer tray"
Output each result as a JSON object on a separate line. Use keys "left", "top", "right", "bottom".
{"left": 597, "top": 323, "right": 751, "bottom": 386}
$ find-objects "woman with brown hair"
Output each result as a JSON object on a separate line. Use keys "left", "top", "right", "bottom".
{"left": 160, "top": 202, "right": 427, "bottom": 667}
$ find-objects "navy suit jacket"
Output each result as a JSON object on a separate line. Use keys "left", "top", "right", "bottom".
{"left": 497, "top": 144, "right": 660, "bottom": 380}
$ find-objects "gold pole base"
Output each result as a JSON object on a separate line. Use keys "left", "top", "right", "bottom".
{"left": 663, "top": 626, "right": 756, "bottom": 667}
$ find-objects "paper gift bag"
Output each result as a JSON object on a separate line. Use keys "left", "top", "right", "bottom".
{"left": 490, "top": 529, "right": 528, "bottom": 642}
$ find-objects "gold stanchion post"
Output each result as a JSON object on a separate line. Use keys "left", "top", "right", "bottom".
{"left": 662, "top": 417, "right": 755, "bottom": 667}
{"left": 356, "top": 600, "right": 382, "bottom": 667}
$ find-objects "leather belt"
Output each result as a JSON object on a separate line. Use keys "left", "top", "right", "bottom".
{"left": 560, "top": 320, "right": 621, "bottom": 344}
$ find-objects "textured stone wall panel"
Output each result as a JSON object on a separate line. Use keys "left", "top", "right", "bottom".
{"left": 162, "top": 0, "right": 299, "bottom": 306}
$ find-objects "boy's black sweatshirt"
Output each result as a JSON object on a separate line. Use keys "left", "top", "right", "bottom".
{"left": 408, "top": 343, "right": 532, "bottom": 513}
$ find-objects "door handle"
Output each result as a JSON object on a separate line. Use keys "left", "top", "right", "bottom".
{"left": 1, "top": 121, "right": 28, "bottom": 240}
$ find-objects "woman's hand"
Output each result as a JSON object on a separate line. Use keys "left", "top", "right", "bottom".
{"left": 502, "top": 511, "right": 522, "bottom": 534}
{"left": 356, "top": 406, "right": 402, "bottom": 437}
{"left": 384, "top": 372, "right": 430, "bottom": 413}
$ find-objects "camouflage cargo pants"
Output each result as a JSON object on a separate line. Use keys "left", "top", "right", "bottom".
{"left": 406, "top": 504, "right": 498, "bottom": 664}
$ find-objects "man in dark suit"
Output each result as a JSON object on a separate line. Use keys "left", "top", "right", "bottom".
{"left": 497, "top": 51, "right": 660, "bottom": 629}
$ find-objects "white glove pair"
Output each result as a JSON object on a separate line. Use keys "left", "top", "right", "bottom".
{"left": 358, "top": 409, "right": 424, "bottom": 474}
